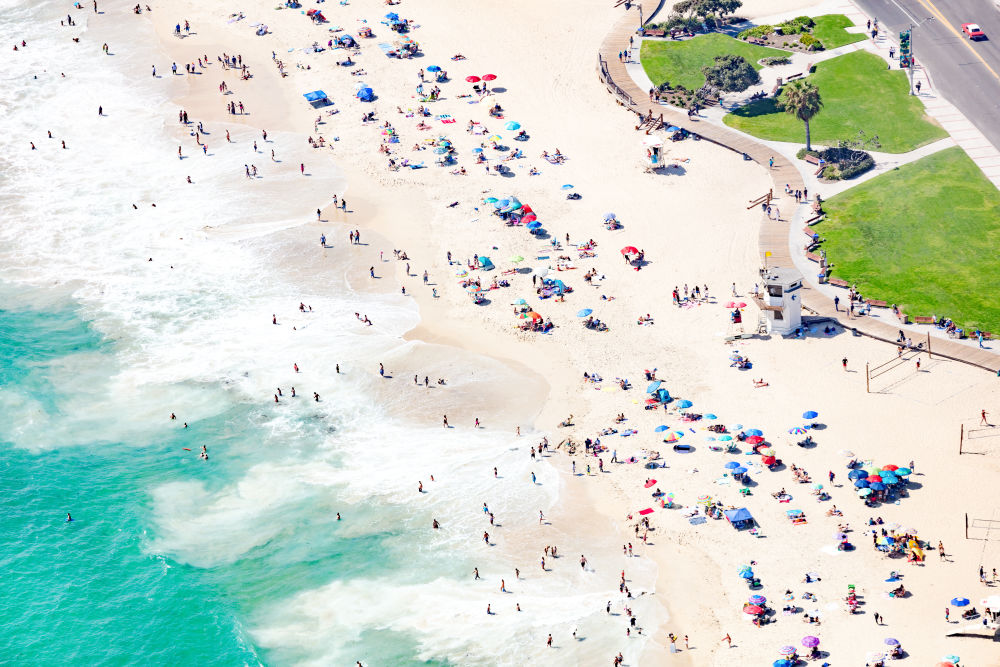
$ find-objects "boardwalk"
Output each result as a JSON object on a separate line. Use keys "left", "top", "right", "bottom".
{"left": 596, "top": 4, "right": 999, "bottom": 372}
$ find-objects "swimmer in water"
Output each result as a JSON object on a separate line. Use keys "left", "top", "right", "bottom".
{"left": 66, "top": 513, "right": 73, "bottom": 522}
{"left": 199, "top": 445, "right": 208, "bottom": 460}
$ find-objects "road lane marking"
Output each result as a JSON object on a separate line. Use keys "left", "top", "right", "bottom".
{"left": 912, "top": 0, "right": 1000, "bottom": 81}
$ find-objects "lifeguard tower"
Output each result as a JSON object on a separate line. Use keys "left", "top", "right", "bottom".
{"left": 755, "top": 267, "right": 803, "bottom": 336}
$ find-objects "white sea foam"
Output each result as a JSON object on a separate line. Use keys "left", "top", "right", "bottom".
{"left": 0, "top": 1, "right": 667, "bottom": 662}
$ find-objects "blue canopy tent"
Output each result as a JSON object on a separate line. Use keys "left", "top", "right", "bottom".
{"left": 354, "top": 82, "right": 375, "bottom": 102}
{"left": 303, "top": 90, "right": 332, "bottom": 107}
{"left": 724, "top": 507, "right": 755, "bottom": 530}
{"left": 477, "top": 256, "right": 495, "bottom": 271}
{"left": 654, "top": 387, "right": 671, "bottom": 403}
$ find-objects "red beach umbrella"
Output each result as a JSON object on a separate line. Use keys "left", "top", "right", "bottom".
{"left": 621, "top": 246, "right": 639, "bottom": 255}
{"left": 867, "top": 474, "right": 883, "bottom": 483}
{"left": 482, "top": 74, "right": 497, "bottom": 81}
{"left": 466, "top": 75, "right": 481, "bottom": 83}
{"left": 744, "top": 605, "right": 763, "bottom": 615}
{"left": 762, "top": 455, "right": 776, "bottom": 465}
{"left": 644, "top": 479, "right": 657, "bottom": 488}
{"left": 746, "top": 435, "right": 764, "bottom": 445}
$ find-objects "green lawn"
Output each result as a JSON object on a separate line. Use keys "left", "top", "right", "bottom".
{"left": 811, "top": 14, "right": 866, "bottom": 49}
{"left": 820, "top": 147, "right": 1000, "bottom": 332}
{"left": 723, "top": 51, "right": 946, "bottom": 153}
{"left": 640, "top": 34, "right": 787, "bottom": 90}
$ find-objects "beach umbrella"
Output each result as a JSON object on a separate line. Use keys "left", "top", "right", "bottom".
{"left": 848, "top": 470, "right": 866, "bottom": 480}
{"left": 802, "top": 636, "right": 820, "bottom": 648}
{"left": 951, "top": 597, "right": 970, "bottom": 607}
{"left": 644, "top": 479, "right": 657, "bottom": 488}
{"left": 749, "top": 595, "right": 766, "bottom": 605}
{"left": 666, "top": 125, "right": 681, "bottom": 132}
{"left": 455, "top": 269, "right": 468, "bottom": 277}
{"left": 746, "top": 435, "right": 764, "bottom": 445}
{"left": 604, "top": 212, "right": 617, "bottom": 221}
{"left": 762, "top": 455, "right": 776, "bottom": 465}
{"left": 699, "top": 495, "right": 713, "bottom": 504}
{"left": 426, "top": 65, "right": 442, "bottom": 73}
{"left": 773, "top": 661, "right": 793, "bottom": 667}
{"left": 854, "top": 479, "right": 870, "bottom": 488}
{"left": 895, "top": 468, "right": 911, "bottom": 476}
{"left": 884, "top": 638, "right": 899, "bottom": 646}
{"left": 718, "top": 435, "right": 733, "bottom": 441}
{"left": 509, "top": 255, "right": 524, "bottom": 263}
{"left": 526, "top": 221, "right": 541, "bottom": 229}
{"left": 705, "top": 413, "right": 717, "bottom": 420}
{"left": 789, "top": 427, "right": 807, "bottom": 435}
{"left": 483, "top": 195, "right": 497, "bottom": 202}
{"left": 512, "top": 298, "right": 527, "bottom": 305}
{"left": 738, "top": 566, "right": 753, "bottom": 578}
{"left": 725, "top": 301, "right": 737, "bottom": 308}
{"left": 646, "top": 381, "right": 662, "bottom": 393}
{"left": 466, "top": 285, "right": 482, "bottom": 293}
{"left": 677, "top": 399, "right": 693, "bottom": 409}
{"left": 385, "top": 12, "right": 399, "bottom": 19}
{"left": 725, "top": 461, "right": 741, "bottom": 469}
{"left": 487, "top": 134, "right": 502, "bottom": 143}
{"left": 734, "top": 467, "right": 747, "bottom": 475}
{"left": 813, "top": 483, "right": 823, "bottom": 490}
{"left": 802, "top": 410, "right": 819, "bottom": 419}
{"left": 705, "top": 436, "right": 716, "bottom": 442}
{"left": 654, "top": 425, "right": 669, "bottom": 433}
{"left": 505, "top": 121, "right": 521, "bottom": 131}
{"left": 746, "top": 429, "right": 763, "bottom": 437}
{"left": 730, "top": 423, "right": 743, "bottom": 431}
{"left": 482, "top": 74, "right": 497, "bottom": 81}
{"left": 943, "top": 656, "right": 960, "bottom": 664}
{"left": 857, "top": 488, "right": 872, "bottom": 497}
{"left": 577, "top": 308, "right": 593, "bottom": 317}
{"left": 621, "top": 246, "right": 639, "bottom": 255}
{"left": 744, "top": 605, "right": 763, "bottom": 615}
{"left": 521, "top": 213, "right": 538, "bottom": 223}
{"left": 867, "top": 474, "right": 883, "bottom": 483}
{"left": 777, "top": 645, "right": 796, "bottom": 655}
{"left": 534, "top": 267, "right": 549, "bottom": 278}
{"left": 869, "top": 482, "right": 886, "bottom": 491}
{"left": 561, "top": 184, "right": 574, "bottom": 189}
{"left": 433, "top": 146, "right": 448, "bottom": 154}
{"left": 466, "top": 75, "right": 481, "bottom": 83}
{"left": 866, "top": 652, "right": 886, "bottom": 664}
{"left": 662, "top": 432, "right": 681, "bottom": 443}
{"left": 882, "top": 464, "right": 899, "bottom": 471}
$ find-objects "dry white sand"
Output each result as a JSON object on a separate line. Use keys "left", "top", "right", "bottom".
{"left": 144, "top": 0, "right": 1000, "bottom": 663}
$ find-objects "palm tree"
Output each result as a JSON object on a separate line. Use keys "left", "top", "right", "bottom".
{"left": 779, "top": 79, "right": 822, "bottom": 151}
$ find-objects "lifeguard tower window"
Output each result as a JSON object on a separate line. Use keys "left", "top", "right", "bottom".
{"left": 767, "top": 285, "right": 783, "bottom": 298}
{"left": 774, "top": 311, "right": 783, "bottom": 320}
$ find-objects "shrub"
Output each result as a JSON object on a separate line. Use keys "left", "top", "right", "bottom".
{"left": 796, "top": 147, "right": 820, "bottom": 160}
{"left": 702, "top": 54, "right": 761, "bottom": 92}
{"left": 799, "top": 33, "right": 823, "bottom": 50}
{"left": 737, "top": 24, "right": 773, "bottom": 40}
{"left": 791, "top": 16, "right": 815, "bottom": 28}
{"left": 819, "top": 147, "right": 873, "bottom": 179}
{"left": 703, "top": 13, "right": 717, "bottom": 29}
{"left": 777, "top": 21, "right": 805, "bottom": 35}
{"left": 760, "top": 56, "right": 791, "bottom": 66}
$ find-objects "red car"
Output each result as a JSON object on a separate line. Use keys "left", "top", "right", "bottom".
{"left": 962, "top": 23, "right": 986, "bottom": 40}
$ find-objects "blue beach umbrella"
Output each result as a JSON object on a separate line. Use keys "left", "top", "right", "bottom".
{"left": 773, "top": 661, "right": 793, "bottom": 667}
{"left": 895, "top": 468, "right": 911, "bottom": 476}
{"left": 646, "top": 381, "right": 662, "bottom": 394}
{"left": 746, "top": 428, "right": 763, "bottom": 437}
{"left": 604, "top": 212, "right": 616, "bottom": 221}
{"left": 848, "top": 470, "right": 866, "bottom": 480}
{"left": 803, "top": 410, "right": 819, "bottom": 419}
{"left": 666, "top": 125, "right": 681, "bottom": 132}
{"left": 854, "top": 479, "right": 870, "bottom": 488}
{"left": 730, "top": 423, "right": 743, "bottom": 431}
{"left": 705, "top": 413, "right": 717, "bottom": 420}
{"left": 505, "top": 121, "right": 521, "bottom": 131}
{"left": 869, "top": 482, "right": 886, "bottom": 491}
{"left": 385, "top": 12, "right": 399, "bottom": 19}
{"left": 951, "top": 597, "right": 970, "bottom": 607}
{"left": 654, "top": 425, "right": 669, "bottom": 433}
{"left": 483, "top": 195, "right": 496, "bottom": 202}
{"left": 561, "top": 184, "right": 574, "bottom": 189}
{"left": 577, "top": 308, "right": 593, "bottom": 317}
{"left": 725, "top": 461, "right": 741, "bottom": 469}
{"left": 718, "top": 435, "right": 733, "bottom": 442}
{"left": 526, "top": 221, "right": 541, "bottom": 229}
{"left": 734, "top": 467, "right": 748, "bottom": 475}
{"left": 677, "top": 400, "right": 693, "bottom": 409}
{"left": 426, "top": 65, "right": 441, "bottom": 72}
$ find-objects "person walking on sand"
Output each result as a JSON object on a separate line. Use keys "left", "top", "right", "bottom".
{"left": 723, "top": 633, "right": 731, "bottom": 647}
{"left": 379, "top": 363, "right": 384, "bottom": 377}
{"left": 300, "top": 163, "right": 305, "bottom": 175}
{"left": 982, "top": 409, "right": 989, "bottom": 425}
{"left": 842, "top": 357, "right": 848, "bottom": 371}
{"left": 443, "top": 415, "right": 449, "bottom": 428}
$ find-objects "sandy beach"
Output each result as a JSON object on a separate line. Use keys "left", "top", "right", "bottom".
{"left": 6, "top": 0, "right": 1000, "bottom": 664}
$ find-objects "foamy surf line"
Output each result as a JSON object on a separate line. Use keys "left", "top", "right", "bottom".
{"left": 0, "top": 0, "right": 672, "bottom": 664}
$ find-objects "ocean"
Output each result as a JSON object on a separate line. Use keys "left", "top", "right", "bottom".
{"left": 0, "top": 1, "right": 663, "bottom": 664}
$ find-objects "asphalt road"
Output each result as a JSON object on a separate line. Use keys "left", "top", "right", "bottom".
{"left": 851, "top": 0, "right": 1000, "bottom": 150}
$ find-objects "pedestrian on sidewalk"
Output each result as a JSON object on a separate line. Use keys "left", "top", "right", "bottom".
{"left": 916, "top": 81, "right": 922, "bottom": 93}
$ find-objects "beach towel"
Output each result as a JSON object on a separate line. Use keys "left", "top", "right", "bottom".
{"left": 689, "top": 516, "right": 707, "bottom": 525}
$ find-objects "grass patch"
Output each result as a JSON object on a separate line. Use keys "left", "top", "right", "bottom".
{"left": 811, "top": 14, "right": 866, "bottom": 49}
{"left": 820, "top": 146, "right": 1000, "bottom": 332}
{"left": 640, "top": 34, "right": 787, "bottom": 90}
{"left": 723, "top": 51, "right": 947, "bottom": 153}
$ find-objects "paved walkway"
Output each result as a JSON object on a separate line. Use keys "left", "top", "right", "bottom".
{"left": 597, "top": 2, "right": 1000, "bottom": 372}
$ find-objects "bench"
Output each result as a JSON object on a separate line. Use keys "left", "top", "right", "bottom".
{"left": 913, "top": 316, "right": 935, "bottom": 324}
{"left": 643, "top": 29, "right": 666, "bottom": 37}
{"left": 804, "top": 154, "right": 821, "bottom": 165}
{"left": 771, "top": 83, "right": 781, "bottom": 96}
{"left": 828, "top": 278, "right": 849, "bottom": 288}
{"left": 984, "top": 332, "right": 993, "bottom": 340}
{"left": 805, "top": 251, "right": 821, "bottom": 263}
{"left": 803, "top": 226, "right": 818, "bottom": 237}
{"left": 866, "top": 299, "right": 888, "bottom": 308}
{"left": 786, "top": 72, "right": 804, "bottom": 81}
